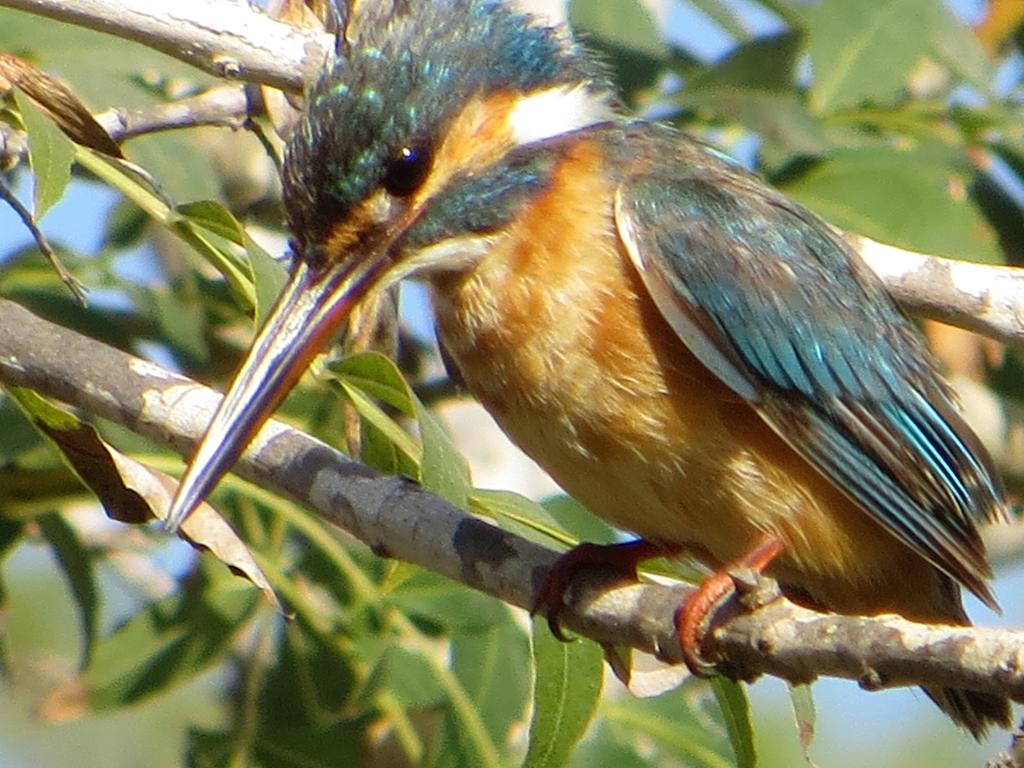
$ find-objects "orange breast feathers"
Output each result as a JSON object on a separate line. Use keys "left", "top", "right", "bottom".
{"left": 429, "top": 137, "right": 961, "bottom": 623}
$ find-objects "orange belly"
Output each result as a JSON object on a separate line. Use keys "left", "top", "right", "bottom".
{"left": 429, "top": 137, "right": 961, "bottom": 624}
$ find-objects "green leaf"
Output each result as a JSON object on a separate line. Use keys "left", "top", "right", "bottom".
{"left": 450, "top": 620, "right": 530, "bottom": 754}
{"left": 0, "top": 9, "right": 212, "bottom": 110}
{"left": 102, "top": 197, "right": 149, "bottom": 249}
{"left": 261, "top": 621, "right": 358, "bottom": 724}
{"left": 40, "top": 561, "right": 258, "bottom": 718}
{"left": 0, "top": 393, "right": 44, "bottom": 461}
{"left": 177, "top": 200, "right": 246, "bottom": 245}
{"left": 928, "top": 0, "right": 993, "bottom": 92}
{"left": 383, "top": 569, "right": 507, "bottom": 631}
{"left": 337, "top": 380, "right": 420, "bottom": 464}
{"left": 246, "top": 235, "right": 288, "bottom": 327}
{"left": 0, "top": 517, "right": 22, "bottom": 678}
{"left": 128, "top": 131, "right": 222, "bottom": 202}
{"left": 415, "top": 397, "right": 471, "bottom": 509}
{"left": 331, "top": 352, "right": 416, "bottom": 416}
{"left": 711, "top": 678, "right": 756, "bottom": 768}
{"left": 684, "top": 0, "right": 751, "bottom": 40}
{"left": 37, "top": 512, "right": 98, "bottom": 670}
{"left": 542, "top": 495, "right": 619, "bottom": 547}
{"left": 74, "top": 148, "right": 254, "bottom": 308}
{"left": 151, "top": 281, "right": 210, "bottom": 363}
{"left": 523, "top": 615, "right": 604, "bottom": 768}
{"left": 471, "top": 489, "right": 577, "bottom": 548}
{"left": 17, "top": 92, "right": 74, "bottom": 218}
{"left": 372, "top": 645, "right": 446, "bottom": 710}
{"left": 190, "top": 719, "right": 371, "bottom": 768}
{"left": 779, "top": 146, "right": 1002, "bottom": 262}
{"left": 570, "top": 0, "right": 667, "bottom": 99}
{"left": 678, "top": 33, "right": 828, "bottom": 165}
{"left": 809, "top": 0, "right": 932, "bottom": 112}
{"left": 332, "top": 351, "right": 472, "bottom": 504}
{"left": 569, "top": 0, "right": 667, "bottom": 59}
{"left": 578, "top": 688, "right": 737, "bottom": 768}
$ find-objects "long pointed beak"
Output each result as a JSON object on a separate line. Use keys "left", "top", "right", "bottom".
{"left": 165, "top": 253, "right": 388, "bottom": 532}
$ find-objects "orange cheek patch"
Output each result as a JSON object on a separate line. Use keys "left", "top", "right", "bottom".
{"left": 413, "top": 91, "right": 520, "bottom": 206}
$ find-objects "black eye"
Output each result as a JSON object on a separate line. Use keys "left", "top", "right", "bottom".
{"left": 382, "top": 144, "right": 432, "bottom": 197}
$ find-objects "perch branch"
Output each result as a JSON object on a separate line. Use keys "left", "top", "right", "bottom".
{"left": 0, "top": 297, "right": 1023, "bottom": 703}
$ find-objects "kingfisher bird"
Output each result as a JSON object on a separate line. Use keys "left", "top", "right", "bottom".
{"left": 165, "top": 0, "right": 1011, "bottom": 736}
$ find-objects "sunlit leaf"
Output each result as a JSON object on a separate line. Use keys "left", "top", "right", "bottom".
{"left": 246, "top": 234, "right": 288, "bottom": 327}
{"left": 809, "top": 0, "right": 931, "bottom": 112}
{"left": 415, "top": 396, "right": 471, "bottom": 509}
{"left": 383, "top": 569, "right": 507, "bottom": 631}
{"left": 677, "top": 32, "right": 828, "bottom": 164}
{"left": 16, "top": 93, "right": 74, "bottom": 218}
{"left": 780, "top": 146, "right": 1002, "bottom": 262}
{"left": 178, "top": 200, "right": 246, "bottom": 245}
{"left": 523, "top": 615, "right": 603, "bottom": 768}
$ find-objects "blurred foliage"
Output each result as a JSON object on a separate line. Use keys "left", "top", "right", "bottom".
{"left": 1, "top": 0, "right": 1023, "bottom": 766}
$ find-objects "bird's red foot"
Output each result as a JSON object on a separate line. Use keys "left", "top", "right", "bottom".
{"left": 675, "top": 535, "right": 786, "bottom": 677}
{"left": 533, "top": 539, "right": 681, "bottom": 641}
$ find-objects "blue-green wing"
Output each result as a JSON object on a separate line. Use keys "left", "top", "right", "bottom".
{"left": 615, "top": 156, "right": 1004, "bottom": 607}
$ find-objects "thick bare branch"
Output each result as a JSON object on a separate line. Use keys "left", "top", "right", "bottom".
{"left": 1, "top": 296, "right": 1023, "bottom": 703}
{"left": 846, "top": 233, "right": 1024, "bottom": 348}
{"left": 0, "top": 0, "right": 331, "bottom": 91}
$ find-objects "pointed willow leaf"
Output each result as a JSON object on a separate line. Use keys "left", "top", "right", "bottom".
{"left": 415, "top": 397, "right": 471, "bottom": 509}
{"left": 448, "top": 620, "right": 529, "bottom": 761}
{"left": 246, "top": 234, "right": 288, "bottom": 327}
{"left": 177, "top": 200, "right": 247, "bottom": 245}
{"left": 471, "top": 489, "right": 576, "bottom": 548}
{"left": 597, "top": 690, "right": 738, "bottom": 768}
{"left": 928, "top": 0, "right": 994, "bottom": 92}
{"left": 331, "top": 352, "right": 416, "bottom": 416}
{"left": 17, "top": 92, "right": 74, "bottom": 218}
{"left": 683, "top": 0, "right": 750, "bottom": 39}
{"left": 523, "top": 615, "right": 604, "bottom": 768}
{"left": 37, "top": 512, "right": 98, "bottom": 670}
{"left": 569, "top": 0, "right": 667, "bottom": 59}
{"left": 336, "top": 380, "right": 420, "bottom": 463}
{"left": 383, "top": 568, "right": 507, "bottom": 630}
{"left": 711, "top": 678, "right": 756, "bottom": 768}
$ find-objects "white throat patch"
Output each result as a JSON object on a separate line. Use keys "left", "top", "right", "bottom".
{"left": 507, "top": 84, "right": 614, "bottom": 147}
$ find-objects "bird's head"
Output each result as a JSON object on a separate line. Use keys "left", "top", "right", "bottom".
{"left": 166, "top": 0, "right": 616, "bottom": 529}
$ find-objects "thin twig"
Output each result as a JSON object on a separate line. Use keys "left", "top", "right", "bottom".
{"left": 0, "top": 177, "right": 86, "bottom": 303}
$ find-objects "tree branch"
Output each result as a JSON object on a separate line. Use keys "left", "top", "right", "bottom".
{"left": 3, "top": 1, "right": 1024, "bottom": 352}
{"left": 0, "top": 0, "right": 331, "bottom": 92}
{"left": 0, "top": 84, "right": 254, "bottom": 168}
{"left": 0, "top": 296, "right": 1023, "bottom": 704}
{"left": 844, "top": 233, "right": 1024, "bottom": 348}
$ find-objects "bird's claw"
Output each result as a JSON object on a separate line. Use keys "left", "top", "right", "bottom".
{"left": 533, "top": 539, "right": 671, "bottom": 642}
